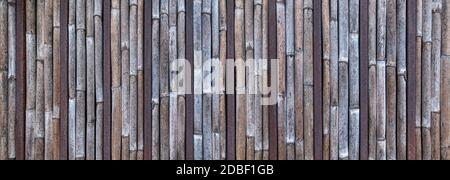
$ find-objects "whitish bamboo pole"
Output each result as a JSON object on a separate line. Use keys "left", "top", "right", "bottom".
{"left": 151, "top": 0, "right": 160, "bottom": 160}
{"left": 254, "top": 0, "right": 263, "bottom": 160}
{"left": 111, "top": 0, "right": 122, "bottom": 160}
{"left": 7, "top": 0, "right": 16, "bottom": 160}
{"left": 276, "top": 0, "right": 286, "bottom": 160}
{"left": 262, "top": 0, "right": 269, "bottom": 160}
{"left": 245, "top": 0, "right": 255, "bottom": 160}
{"left": 193, "top": 0, "right": 203, "bottom": 160}
{"left": 160, "top": 0, "right": 170, "bottom": 160}
{"left": 177, "top": 0, "right": 186, "bottom": 160}
{"left": 235, "top": 0, "right": 246, "bottom": 160}
{"left": 218, "top": 0, "right": 227, "bottom": 160}
{"left": 211, "top": 0, "right": 221, "bottom": 160}
{"left": 0, "top": 0, "right": 8, "bottom": 160}
{"left": 75, "top": 0, "right": 86, "bottom": 160}
{"left": 68, "top": 0, "right": 77, "bottom": 160}
{"left": 25, "top": 0, "right": 36, "bottom": 160}
{"left": 129, "top": 0, "right": 138, "bottom": 160}
{"left": 416, "top": 0, "right": 423, "bottom": 160}
{"left": 430, "top": 0, "right": 442, "bottom": 160}
{"left": 120, "top": 0, "right": 130, "bottom": 160}
{"left": 368, "top": 0, "right": 377, "bottom": 160}
{"left": 441, "top": 0, "right": 450, "bottom": 160}
{"left": 330, "top": 0, "right": 339, "bottom": 160}
{"left": 168, "top": 0, "right": 178, "bottom": 160}
{"left": 349, "top": 0, "right": 360, "bottom": 160}
{"left": 304, "top": 0, "right": 314, "bottom": 160}
{"left": 397, "top": 0, "right": 407, "bottom": 160}
{"left": 376, "top": 0, "right": 387, "bottom": 160}
{"left": 52, "top": 0, "right": 61, "bottom": 160}
{"left": 322, "top": 0, "right": 331, "bottom": 161}
{"left": 422, "top": 0, "right": 432, "bottom": 160}
{"left": 35, "top": 0, "right": 46, "bottom": 160}
{"left": 386, "top": 0, "right": 396, "bottom": 160}
{"left": 136, "top": 0, "right": 144, "bottom": 160}
{"left": 43, "top": 0, "right": 53, "bottom": 160}
{"left": 86, "top": 0, "right": 95, "bottom": 160}
{"left": 338, "top": 0, "right": 349, "bottom": 160}
{"left": 202, "top": 0, "right": 212, "bottom": 160}
{"left": 94, "top": 0, "right": 103, "bottom": 160}
{"left": 285, "top": 0, "right": 295, "bottom": 160}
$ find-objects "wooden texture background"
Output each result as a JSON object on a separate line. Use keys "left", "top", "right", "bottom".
{"left": 0, "top": 0, "right": 448, "bottom": 160}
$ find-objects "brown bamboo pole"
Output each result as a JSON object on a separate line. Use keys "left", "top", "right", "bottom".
{"left": 338, "top": 0, "right": 349, "bottom": 160}
{"left": 68, "top": 0, "right": 76, "bottom": 160}
{"left": 7, "top": 0, "right": 16, "bottom": 160}
{"left": 397, "top": 0, "right": 407, "bottom": 160}
{"left": 285, "top": 0, "right": 295, "bottom": 160}
{"left": 376, "top": 0, "right": 387, "bottom": 160}
{"left": 416, "top": 0, "right": 423, "bottom": 160}
{"left": 0, "top": 0, "right": 8, "bottom": 160}
{"left": 330, "top": 0, "right": 338, "bottom": 160}
{"left": 86, "top": 0, "right": 95, "bottom": 160}
{"left": 322, "top": 0, "right": 330, "bottom": 161}
{"left": 276, "top": 0, "right": 286, "bottom": 160}
{"left": 35, "top": 0, "right": 45, "bottom": 160}
{"left": 129, "top": 0, "right": 138, "bottom": 160}
{"left": 111, "top": 0, "right": 122, "bottom": 160}
{"left": 75, "top": 0, "right": 86, "bottom": 160}
{"left": 441, "top": 0, "right": 450, "bottom": 160}
{"left": 151, "top": 0, "right": 160, "bottom": 160}
{"left": 349, "top": 0, "right": 360, "bottom": 160}
{"left": 368, "top": 0, "right": 377, "bottom": 160}
{"left": 177, "top": 0, "right": 186, "bottom": 160}
{"left": 25, "top": 0, "right": 36, "bottom": 160}
{"left": 235, "top": 0, "right": 246, "bottom": 160}
{"left": 193, "top": 0, "right": 203, "bottom": 160}
{"left": 52, "top": 0, "right": 61, "bottom": 160}
{"left": 160, "top": 0, "right": 170, "bottom": 160}
{"left": 168, "top": 0, "right": 178, "bottom": 160}
{"left": 94, "top": 0, "right": 103, "bottom": 160}
{"left": 136, "top": 0, "right": 144, "bottom": 160}
{"left": 218, "top": 0, "right": 226, "bottom": 160}
{"left": 262, "top": 0, "right": 269, "bottom": 160}
{"left": 254, "top": 0, "right": 263, "bottom": 160}
{"left": 211, "top": 0, "right": 220, "bottom": 160}
{"left": 120, "top": 0, "right": 130, "bottom": 160}
{"left": 43, "top": 0, "right": 53, "bottom": 160}
{"left": 304, "top": 0, "right": 314, "bottom": 160}
{"left": 422, "top": 0, "right": 432, "bottom": 160}
{"left": 386, "top": 0, "right": 396, "bottom": 160}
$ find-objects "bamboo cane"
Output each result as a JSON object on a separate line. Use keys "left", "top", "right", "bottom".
{"left": 386, "top": 0, "right": 396, "bottom": 160}
{"left": 245, "top": 0, "right": 255, "bottom": 160}
{"left": 276, "top": 0, "right": 286, "bottom": 160}
{"left": 235, "top": 0, "right": 246, "bottom": 160}
{"left": 151, "top": 0, "right": 160, "bottom": 160}
{"left": 262, "top": 0, "right": 269, "bottom": 160}
{"left": 322, "top": 0, "right": 330, "bottom": 161}
{"left": 177, "top": 0, "right": 186, "bottom": 160}
{"left": 397, "top": 0, "right": 407, "bottom": 160}
{"left": 160, "top": 0, "right": 170, "bottom": 160}
{"left": 202, "top": 0, "right": 212, "bottom": 160}
{"left": 431, "top": 0, "right": 442, "bottom": 160}
{"left": 416, "top": 0, "right": 423, "bottom": 160}
{"left": 338, "top": 0, "right": 349, "bottom": 160}
{"left": 211, "top": 0, "right": 221, "bottom": 160}
{"left": 75, "top": 0, "right": 86, "bottom": 160}
{"left": 136, "top": 0, "right": 144, "bottom": 160}
{"left": 193, "top": 0, "right": 203, "bottom": 160}
{"left": 376, "top": 0, "right": 387, "bottom": 160}
{"left": 68, "top": 0, "right": 76, "bottom": 160}
{"left": 120, "top": 0, "right": 130, "bottom": 161}
{"left": 218, "top": 0, "right": 227, "bottom": 160}
{"left": 43, "top": 0, "right": 54, "bottom": 160}
{"left": 168, "top": 0, "right": 178, "bottom": 160}
{"left": 35, "top": 0, "right": 45, "bottom": 160}
{"left": 441, "top": 0, "right": 450, "bottom": 160}
{"left": 422, "top": 0, "right": 432, "bottom": 160}
{"left": 330, "top": 0, "right": 338, "bottom": 160}
{"left": 129, "top": 0, "right": 138, "bottom": 160}
{"left": 349, "top": 0, "right": 360, "bottom": 160}
{"left": 111, "top": 0, "right": 122, "bottom": 160}
{"left": 86, "top": 0, "right": 95, "bottom": 160}
{"left": 285, "top": 0, "right": 295, "bottom": 160}
{"left": 304, "top": 0, "right": 314, "bottom": 160}
{"left": 0, "top": 0, "right": 8, "bottom": 160}
{"left": 52, "top": 0, "right": 61, "bottom": 160}
{"left": 368, "top": 0, "right": 377, "bottom": 160}
{"left": 94, "top": 0, "right": 103, "bottom": 160}
{"left": 254, "top": 0, "right": 263, "bottom": 160}
{"left": 7, "top": 0, "right": 16, "bottom": 160}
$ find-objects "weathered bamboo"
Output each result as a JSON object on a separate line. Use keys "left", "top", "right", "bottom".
{"left": 68, "top": 0, "right": 76, "bottom": 160}
{"left": 129, "top": 0, "right": 138, "bottom": 160}
{"left": 441, "top": 0, "right": 450, "bottom": 160}
{"left": 94, "top": 0, "right": 103, "bottom": 160}
{"left": 0, "top": 0, "right": 8, "bottom": 160}
{"left": 43, "top": 0, "right": 54, "bottom": 160}
{"left": 25, "top": 0, "right": 36, "bottom": 160}
{"left": 111, "top": 0, "right": 122, "bottom": 160}
{"left": 430, "top": 0, "right": 441, "bottom": 160}
{"left": 322, "top": 0, "right": 330, "bottom": 161}
{"left": 52, "top": 0, "right": 61, "bottom": 160}
{"left": 304, "top": 0, "right": 314, "bottom": 160}
{"left": 120, "top": 0, "right": 130, "bottom": 160}
{"left": 386, "top": 0, "right": 396, "bottom": 160}
{"left": 218, "top": 0, "right": 226, "bottom": 160}
{"left": 262, "top": 0, "right": 269, "bottom": 160}
{"left": 160, "top": 0, "right": 170, "bottom": 160}
{"left": 177, "top": 0, "right": 186, "bottom": 160}
{"left": 86, "top": 0, "right": 95, "bottom": 160}
{"left": 416, "top": 0, "right": 423, "bottom": 160}
{"left": 151, "top": 0, "right": 160, "bottom": 160}
{"left": 349, "top": 0, "right": 360, "bottom": 160}
{"left": 338, "top": 0, "right": 349, "bottom": 160}
{"left": 329, "top": 0, "right": 338, "bottom": 160}
{"left": 211, "top": 0, "right": 220, "bottom": 160}
{"left": 75, "top": 0, "right": 86, "bottom": 160}
{"left": 202, "top": 0, "right": 212, "bottom": 160}
{"left": 168, "top": 0, "right": 178, "bottom": 160}
{"left": 235, "top": 0, "right": 246, "bottom": 160}
{"left": 136, "top": 0, "right": 144, "bottom": 160}
{"left": 35, "top": 0, "right": 45, "bottom": 160}
{"left": 285, "top": 0, "right": 295, "bottom": 160}
{"left": 276, "top": 0, "right": 286, "bottom": 160}
{"left": 193, "top": 0, "right": 203, "bottom": 160}
{"left": 376, "top": 0, "right": 387, "bottom": 160}
{"left": 244, "top": 0, "right": 255, "bottom": 161}
{"left": 368, "top": 0, "right": 377, "bottom": 160}
{"left": 422, "top": 0, "right": 432, "bottom": 160}
{"left": 7, "top": 0, "right": 16, "bottom": 160}
{"left": 397, "top": 0, "right": 407, "bottom": 160}
{"left": 254, "top": 0, "right": 263, "bottom": 160}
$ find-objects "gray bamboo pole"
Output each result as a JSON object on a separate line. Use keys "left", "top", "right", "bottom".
{"left": 416, "top": 0, "right": 423, "bottom": 160}
{"left": 7, "top": 0, "right": 16, "bottom": 160}
{"left": 235, "top": 0, "right": 246, "bottom": 160}
{"left": 386, "top": 0, "right": 396, "bottom": 160}
{"left": 397, "top": 0, "right": 407, "bottom": 160}
{"left": 35, "top": 0, "right": 45, "bottom": 160}
{"left": 422, "top": 0, "right": 432, "bottom": 160}
{"left": 68, "top": 0, "right": 76, "bottom": 160}
{"left": 254, "top": 0, "right": 263, "bottom": 160}
{"left": 25, "top": 0, "right": 36, "bottom": 160}
{"left": 376, "top": 0, "right": 387, "bottom": 160}
{"left": 151, "top": 0, "right": 160, "bottom": 160}
{"left": 330, "top": 0, "right": 338, "bottom": 160}
{"left": 86, "top": 0, "right": 95, "bottom": 160}
{"left": 0, "top": 0, "right": 8, "bottom": 160}
{"left": 245, "top": 0, "right": 255, "bottom": 160}
{"left": 349, "top": 0, "right": 360, "bottom": 160}
{"left": 262, "top": 0, "right": 269, "bottom": 160}
{"left": 441, "top": 0, "right": 450, "bottom": 160}
{"left": 338, "top": 0, "right": 349, "bottom": 160}
{"left": 218, "top": 0, "right": 226, "bottom": 160}
{"left": 211, "top": 0, "right": 220, "bottom": 160}
{"left": 168, "top": 0, "right": 178, "bottom": 160}
{"left": 304, "top": 0, "right": 314, "bottom": 160}
{"left": 430, "top": 0, "right": 442, "bottom": 160}
{"left": 193, "top": 0, "right": 203, "bottom": 160}
{"left": 177, "top": 0, "right": 186, "bottom": 160}
{"left": 111, "top": 0, "right": 122, "bottom": 160}
{"left": 75, "top": 0, "right": 86, "bottom": 160}
{"left": 202, "top": 0, "right": 212, "bottom": 160}
{"left": 160, "top": 0, "right": 170, "bottom": 160}
{"left": 136, "top": 0, "right": 144, "bottom": 160}
{"left": 276, "top": 0, "right": 286, "bottom": 160}
{"left": 52, "top": 0, "right": 61, "bottom": 160}
{"left": 43, "top": 0, "right": 53, "bottom": 160}
{"left": 285, "top": 0, "right": 295, "bottom": 160}
{"left": 322, "top": 0, "right": 331, "bottom": 160}
{"left": 368, "top": 0, "right": 377, "bottom": 160}
{"left": 94, "top": 0, "right": 103, "bottom": 160}
{"left": 129, "top": 0, "right": 138, "bottom": 160}
{"left": 120, "top": 0, "right": 130, "bottom": 160}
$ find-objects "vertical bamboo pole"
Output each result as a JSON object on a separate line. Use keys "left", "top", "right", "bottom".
{"left": 75, "top": 0, "right": 86, "bottom": 160}
{"left": 160, "top": 0, "right": 170, "bottom": 160}
{"left": 235, "top": 0, "right": 246, "bottom": 160}
{"left": 25, "top": 0, "right": 36, "bottom": 160}
{"left": 35, "top": 0, "right": 45, "bottom": 160}
{"left": 245, "top": 0, "right": 255, "bottom": 160}
{"left": 322, "top": 0, "right": 331, "bottom": 161}
{"left": 136, "top": 0, "right": 144, "bottom": 160}
{"left": 285, "top": 0, "right": 295, "bottom": 160}
{"left": 86, "top": 0, "right": 95, "bottom": 160}
{"left": 0, "top": 0, "right": 8, "bottom": 160}
{"left": 338, "top": 0, "right": 349, "bottom": 160}
{"left": 368, "top": 0, "right": 377, "bottom": 160}
{"left": 120, "top": 0, "right": 130, "bottom": 160}
{"left": 441, "top": 0, "right": 450, "bottom": 160}
{"left": 168, "top": 0, "right": 178, "bottom": 160}
{"left": 16, "top": 0, "right": 26, "bottom": 160}
{"left": 102, "top": 0, "right": 111, "bottom": 160}
{"left": 177, "top": 0, "right": 186, "bottom": 160}
{"left": 52, "top": 0, "right": 61, "bottom": 160}
{"left": 386, "top": 0, "right": 396, "bottom": 160}
{"left": 262, "top": 0, "right": 269, "bottom": 160}
{"left": 68, "top": 0, "right": 76, "bottom": 160}
{"left": 416, "top": 0, "right": 423, "bottom": 160}
{"left": 422, "top": 0, "right": 432, "bottom": 160}
{"left": 330, "top": 0, "right": 339, "bottom": 160}
{"left": 349, "top": 0, "right": 360, "bottom": 160}
{"left": 254, "top": 0, "right": 263, "bottom": 160}
{"left": 304, "top": 0, "right": 314, "bottom": 160}
{"left": 7, "top": 0, "right": 16, "bottom": 160}
{"left": 143, "top": 0, "right": 152, "bottom": 160}
{"left": 202, "top": 0, "right": 212, "bottom": 160}
{"left": 43, "top": 0, "right": 53, "bottom": 160}
{"left": 111, "top": 0, "right": 122, "bottom": 160}
{"left": 218, "top": 0, "right": 227, "bottom": 160}
{"left": 193, "top": 0, "right": 203, "bottom": 160}
{"left": 376, "top": 0, "right": 387, "bottom": 160}
{"left": 129, "top": 0, "right": 138, "bottom": 160}
{"left": 276, "top": 0, "right": 286, "bottom": 160}
{"left": 397, "top": 0, "right": 407, "bottom": 160}
{"left": 430, "top": 0, "right": 442, "bottom": 160}
{"left": 94, "top": 0, "right": 103, "bottom": 160}
{"left": 211, "top": 0, "right": 221, "bottom": 160}
{"left": 151, "top": 0, "right": 160, "bottom": 160}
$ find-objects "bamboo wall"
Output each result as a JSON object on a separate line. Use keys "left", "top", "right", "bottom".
{"left": 0, "top": 0, "right": 449, "bottom": 160}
